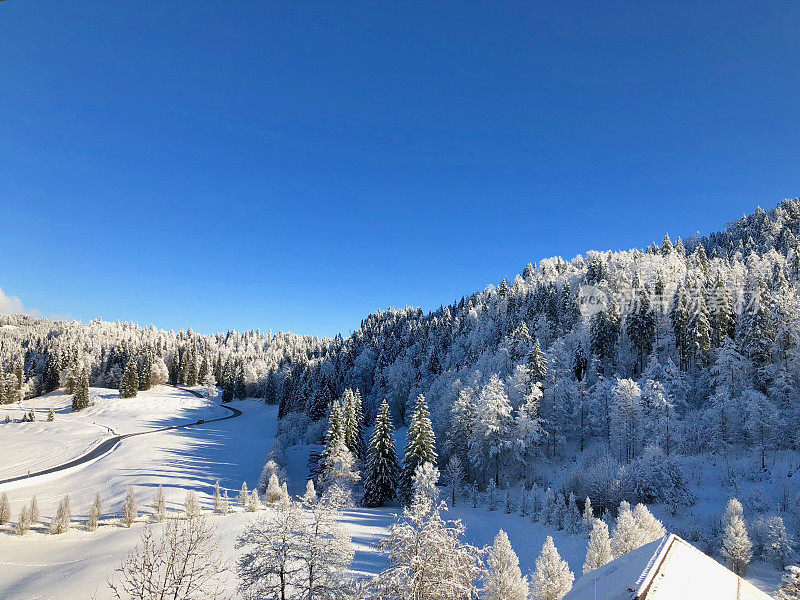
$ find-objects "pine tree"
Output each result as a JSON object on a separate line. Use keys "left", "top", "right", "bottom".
{"left": 527, "top": 338, "right": 548, "bottom": 384}
{"left": 766, "top": 516, "right": 794, "bottom": 570}
{"left": 266, "top": 473, "right": 283, "bottom": 504}
{"left": 626, "top": 286, "right": 656, "bottom": 372}
{"left": 119, "top": 359, "right": 139, "bottom": 398}
{"left": 530, "top": 536, "right": 574, "bottom": 600}
{"left": 185, "top": 490, "right": 200, "bottom": 519}
{"left": 186, "top": 350, "right": 198, "bottom": 386}
{"left": 139, "top": 354, "right": 152, "bottom": 390}
{"left": 363, "top": 400, "right": 400, "bottom": 507}
{"left": 582, "top": 497, "right": 594, "bottom": 530}
{"left": 122, "top": 487, "right": 137, "bottom": 527}
{"left": 29, "top": 496, "right": 39, "bottom": 524}
{"left": 16, "top": 505, "right": 31, "bottom": 536}
{"left": 721, "top": 499, "right": 752, "bottom": 577}
{"left": 71, "top": 366, "right": 90, "bottom": 411}
{"left": 583, "top": 518, "right": 613, "bottom": 573}
{"left": 343, "top": 388, "right": 367, "bottom": 460}
{"left": 611, "top": 501, "right": 641, "bottom": 558}
{"left": 400, "top": 394, "right": 437, "bottom": 503}
{"left": 47, "top": 407, "right": 54, "bottom": 421}
{"left": 485, "top": 529, "right": 529, "bottom": 600}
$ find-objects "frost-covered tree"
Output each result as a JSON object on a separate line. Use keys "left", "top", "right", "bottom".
{"left": 247, "top": 489, "right": 262, "bottom": 512}
{"left": 611, "top": 501, "right": 640, "bottom": 558}
{"left": 485, "top": 529, "right": 528, "bottom": 600}
{"left": 444, "top": 455, "right": 465, "bottom": 507}
{"left": 412, "top": 462, "right": 440, "bottom": 507}
{"left": 303, "top": 479, "right": 317, "bottom": 506}
{"left": 72, "top": 366, "right": 90, "bottom": 411}
{"left": 363, "top": 400, "right": 399, "bottom": 507}
{"left": 29, "top": 495, "right": 39, "bottom": 524}
{"left": 110, "top": 517, "right": 226, "bottom": 600}
{"left": 632, "top": 503, "right": 665, "bottom": 544}
{"left": 582, "top": 497, "right": 594, "bottom": 530}
{"left": 721, "top": 499, "right": 752, "bottom": 577}
{"left": 239, "top": 481, "right": 249, "bottom": 509}
{"left": 611, "top": 378, "right": 641, "bottom": 463}
{"left": 185, "top": 491, "right": 201, "bottom": 519}
{"left": 152, "top": 484, "right": 166, "bottom": 522}
{"left": 88, "top": 493, "right": 102, "bottom": 531}
{"left": 776, "top": 566, "right": 800, "bottom": 600}
{"left": 0, "top": 492, "right": 9, "bottom": 525}
{"left": 400, "top": 394, "right": 437, "bottom": 503}
{"left": 123, "top": 487, "right": 138, "bottom": 527}
{"left": 318, "top": 430, "right": 361, "bottom": 506}
{"left": 530, "top": 536, "right": 574, "bottom": 600}
{"left": 372, "top": 498, "right": 483, "bottom": 600}
{"left": 766, "top": 516, "right": 794, "bottom": 570}
{"left": 743, "top": 389, "right": 778, "bottom": 470}
{"left": 16, "top": 505, "right": 31, "bottom": 536}
{"left": 50, "top": 495, "right": 71, "bottom": 534}
{"left": 212, "top": 481, "right": 222, "bottom": 512}
{"left": 583, "top": 518, "right": 613, "bottom": 574}
{"left": 469, "top": 374, "right": 513, "bottom": 487}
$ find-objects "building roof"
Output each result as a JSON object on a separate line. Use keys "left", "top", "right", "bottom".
{"left": 564, "top": 534, "right": 773, "bottom": 600}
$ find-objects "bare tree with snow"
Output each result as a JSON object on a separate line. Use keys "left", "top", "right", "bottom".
{"left": 110, "top": 517, "right": 227, "bottom": 600}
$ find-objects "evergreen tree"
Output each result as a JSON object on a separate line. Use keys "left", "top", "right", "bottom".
{"left": 119, "top": 359, "right": 139, "bottom": 398}
{"left": 139, "top": 354, "right": 152, "bottom": 391}
{"left": 343, "top": 388, "right": 367, "bottom": 460}
{"left": 186, "top": 350, "right": 198, "bottom": 386}
{"left": 400, "top": 394, "right": 437, "bottom": 503}
{"left": 526, "top": 338, "right": 548, "bottom": 384}
{"left": 626, "top": 286, "right": 655, "bottom": 372}
{"left": 583, "top": 518, "right": 613, "bottom": 573}
{"left": 530, "top": 536, "right": 574, "bottom": 600}
{"left": 485, "top": 529, "right": 529, "bottom": 600}
{"left": 122, "top": 487, "right": 137, "bottom": 527}
{"left": 363, "top": 400, "right": 400, "bottom": 507}
{"left": 721, "top": 499, "right": 752, "bottom": 576}
{"left": 87, "top": 492, "right": 102, "bottom": 531}
{"left": 72, "top": 366, "right": 90, "bottom": 411}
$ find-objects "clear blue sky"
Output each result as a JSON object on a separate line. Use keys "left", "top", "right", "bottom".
{"left": 1, "top": 2, "right": 797, "bottom": 337}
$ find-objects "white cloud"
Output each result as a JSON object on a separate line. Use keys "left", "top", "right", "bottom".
{"left": 0, "top": 287, "right": 39, "bottom": 316}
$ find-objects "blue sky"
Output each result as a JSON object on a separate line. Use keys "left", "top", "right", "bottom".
{"left": 0, "top": 2, "right": 797, "bottom": 337}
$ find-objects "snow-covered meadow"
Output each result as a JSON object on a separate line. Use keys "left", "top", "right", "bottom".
{"left": 0, "top": 388, "right": 276, "bottom": 599}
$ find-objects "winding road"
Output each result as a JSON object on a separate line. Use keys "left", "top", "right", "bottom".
{"left": 0, "top": 386, "right": 242, "bottom": 487}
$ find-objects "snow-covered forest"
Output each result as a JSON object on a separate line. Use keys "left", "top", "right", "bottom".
{"left": 3, "top": 199, "right": 800, "bottom": 597}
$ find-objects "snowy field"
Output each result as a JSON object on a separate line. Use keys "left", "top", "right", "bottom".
{"left": 0, "top": 389, "right": 277, "bottom": 600}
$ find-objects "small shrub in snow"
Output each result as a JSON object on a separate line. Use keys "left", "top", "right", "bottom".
{"left": 50, "top": 495, "right": 71, "bottom": 534}
{"left": 212, "top": 481, "right": 222, "bottom": 513}
{"left": 29, "top": 495, "right": 39, "bottom": 524}
{"left": 122, "top": 487, "right": 138, "bottom": 527}
{"left": 239, "top": 481, "right": 249, "bottom": 509}
{"left": 184, "top": 491, "right": 200, "bottom": 520}
{"left": 152, "top": 485, "right": 166, "bottom": 523}
{"left": 0, "top": 492, "right": 10, "bottom": 524}
{"left": 247, "top": 490, "right": 261, "bottom": 512}
{"left": 88, "top": 493, "right": 102, "bottom": 531}
{"left": 265, "top": 473, "right": 283, "bottom": 504}
{"left": 47, "top": 408, "right": 54, "bottom": 421}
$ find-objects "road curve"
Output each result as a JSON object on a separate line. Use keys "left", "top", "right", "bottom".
{"left": 0, "top": 386, "right": 242, "bottom": 487}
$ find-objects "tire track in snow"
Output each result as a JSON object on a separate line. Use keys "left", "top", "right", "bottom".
{"left": 0, "top": 387, "right": 242, "bottom": 487}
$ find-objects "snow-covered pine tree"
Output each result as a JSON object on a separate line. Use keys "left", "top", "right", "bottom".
{"left": 611, "top": 501, "right": 641, "bottom": 558}
{"left": 363, "top": 399, "right": 400, "bottom": 507}
{"left": 469, "top": 374, "right": 513, "bottom": 487}
{"left": 583, "top": 518, "right": 613, "bottom": 573}
{"left": 766, "top": 516, "right": 794, "bottom": 570}
{"left": 721, "top": 499, "right": 752, "bottom": 577}
{"left": 342, "top": 388, "right": 367, "bottom": 461}
{"left": 527, "top": 338, "right": 548, "bottom": 384}
{"left": 530, "top": 536, "right": 574, "bottom": 600}
{"left": 302, "top": 479, "right": 317, "bottom": 507}
{"left": 122, "top": 487, "right": 137, "bottom": 527}
{"left": 412, "top": 462, "right": 440, "bottom": 507}
{"left": 399, "top": 394, "right": 437, "bottom": 503}
{"left": 485, "top": 529, "right": 529, "bottom": 600}
{"left": 119, "top": 359, "right": 139, "bottom": 398}
{"left": 582, "top": 497, "right": 594, "bottom": 530}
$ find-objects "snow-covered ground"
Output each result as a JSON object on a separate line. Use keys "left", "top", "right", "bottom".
{"left": 0, "top": 391, "right": 782, "bottom": 598}
{"left": 0, "top": 389, "right": 277, "bottom": 600}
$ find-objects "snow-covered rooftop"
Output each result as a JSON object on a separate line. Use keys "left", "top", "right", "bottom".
{"left": 564, "top": 534, "right": 773, "bottom": 600}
